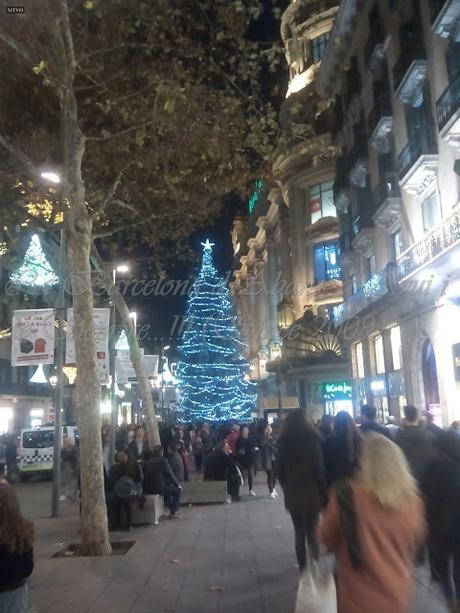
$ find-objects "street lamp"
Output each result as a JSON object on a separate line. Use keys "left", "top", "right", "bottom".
{"left": 41, "top": 171, "right": 61, "bottom": 184}
{"left": 112, "top": 264, "right": 129, "bottom": 284}
{"left": 129, "top": 311, "right": 137, "bottom": 335}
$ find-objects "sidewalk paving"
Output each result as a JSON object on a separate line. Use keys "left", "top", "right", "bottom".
{"left": 19, "top": 477, "right": 448, "bottom": 613}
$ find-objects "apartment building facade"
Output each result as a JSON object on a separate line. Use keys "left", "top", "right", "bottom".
{"left": 315, "top": 0, "right": 460, "bottom": 424}
{"left": 231, "top": 0, "right": 352, "bottom": 420}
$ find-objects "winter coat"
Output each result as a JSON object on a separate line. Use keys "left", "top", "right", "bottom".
{"left": 277, "top": 431, "right": 327, "bottom": 518}
{"left": 324, "top": 431, "right": 362, "bottom": 487}
{"left": 167, "top": 450, "right": 185, "bottom": 483}
{"left": 0, "top": 545, "right": 34, "bottom": 592}
{"left": 260, "top": 437, "right": 277, "bottom": 471}
{"left": 360, "top": 421, "right": 392, "bottom": 439}
{"left": 128, "top": 439, "right": 149, "bottom": 462}
{"left": 420, "top": 454, "right": 460, "bottom": 553}
{"left": 226, "top": 431, "right": 239, "bottom": 455}
{"left": 317, "top": 480, "right": 426, "bottom": 613}
{"left": 235, "top": 437, "right": 255, "bottom": 468}
{"left": 395, "top": 426, "right": 435, "bottom": 481}
{"left": 143, "top": 457, "right": 179, "bottom": 495}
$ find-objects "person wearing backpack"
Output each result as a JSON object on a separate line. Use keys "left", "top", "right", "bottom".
{"left": 108, "top": 451, "right": 140, "bottom": 531}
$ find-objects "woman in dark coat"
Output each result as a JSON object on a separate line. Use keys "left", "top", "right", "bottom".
{"left": 277, "top": 410, "right": 327, "bottom": 571}
{"left": 324, "top": 411, "right": 362, "bottom": 487}
{"left": 260, "top": 424, "right": 278, "bottom": 497}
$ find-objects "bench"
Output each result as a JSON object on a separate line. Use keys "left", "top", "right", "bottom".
{"left": 131, "top": 494, "right": 165, "bottom": 525}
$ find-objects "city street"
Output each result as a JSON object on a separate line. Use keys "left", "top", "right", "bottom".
{"left": 17, "top": 476, "right": 447, "bottom": 613}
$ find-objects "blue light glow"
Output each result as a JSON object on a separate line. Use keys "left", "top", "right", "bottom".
{"left": 176, "top": 240, "right": 256, "bottom": 423}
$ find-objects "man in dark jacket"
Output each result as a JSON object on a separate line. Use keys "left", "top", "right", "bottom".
{"left": 420, "top": 431, "right": 460, "bottom": 609}
{"left": 360, "top": 404, "right": 391, "bottom": 439}
{"left": 395, "top": 405, "right": 434, "bottom": 481}
{"left": 143, "top": 446, "right": 181, "bottom": 517}
{"left": 128, "top": 425, "right": 149, "bottom": 462}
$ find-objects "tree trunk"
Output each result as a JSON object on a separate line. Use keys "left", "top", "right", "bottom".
{"left": 91, "top": 246, "right": 160, "bottom": 447}
{"left": 65, "top": 141, "right": 111, "bottom": 556}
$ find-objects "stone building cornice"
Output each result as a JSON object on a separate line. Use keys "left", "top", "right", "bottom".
{"left": 315, "top": 0, "right": 361, "bottom": 98}
{"left": 274, "top": 133, "right": 338, "bottom": 185}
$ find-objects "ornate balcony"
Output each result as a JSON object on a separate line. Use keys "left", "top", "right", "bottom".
{"left": 437, "top": 70, "right": 460, "bottom": 150}
{"left": 364, "top": 24, "right": 386, "bottom": 74}
{"left": 348, "top": 135, "right": 369, "bottom": 188}
{"left": 368, "top": 94, "right": 394, "bottom": 153}
{"left": 397, "top": 130, "right": 438, "bottom": 199}
{"left": 397, "top": 203, "right": 460, "bottom": 280}
{"left": 372, "top": 172, "right": 402, "bottom": 231}
{"left": 335, "top": 187, "right": 350, "bottom": 214}
{"left": 352, "top": 214, "right": 374, "bottom": 254}
{"left": 332, "top": 267, "right": 390, "bottom": 325}
{"left": 393, "top": 38, "right": 428, "bottom": 106}
{"left": 430, "top": 0, "right": 460, "bottom": 39}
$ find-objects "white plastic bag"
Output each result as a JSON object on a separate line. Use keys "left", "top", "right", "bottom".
{"left": 295, "top": 564, "right": 337, "bottom": 613}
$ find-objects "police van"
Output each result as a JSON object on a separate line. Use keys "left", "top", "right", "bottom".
{"left": 18, "top": 425, "right": 79, "bottom": 479}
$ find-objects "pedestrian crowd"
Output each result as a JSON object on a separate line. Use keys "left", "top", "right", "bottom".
{"left": 2, "top": 406, "right": 460, "bottom": 613}
{"left": 276, "top": 405, "right": 460, "bottom": 613}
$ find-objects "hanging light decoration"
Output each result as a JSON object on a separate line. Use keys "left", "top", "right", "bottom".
{"left": 29, "top": 364, "right": 48, "bottom": 384}
{"left": 10, "top": 234, "right": 59, "bottom": 288}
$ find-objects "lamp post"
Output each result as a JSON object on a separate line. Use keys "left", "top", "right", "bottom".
{"left": 160, "top": 344, "right": 170, "bottom": 422}
{"left": 110, "top": 265, "right": 129, "bottom": 463}
{"left": 36, "top": 170, "right": 66, "bottom": 518}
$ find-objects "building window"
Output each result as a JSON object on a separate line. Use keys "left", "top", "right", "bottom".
{"left": 314, "top": 241, "right": 341, "bottom": 283}
{"left": 374, "top": 334, "right": 385, "bottom": 374}
{"left": 392, "top": 230, "right": 403, "bottom": 259}
{"left": 421, "top": 191, "right": 440, "bottom": 232}
{"left": 366, "top": 254, "right": 376, "bottom": 280}
{"left": 309, "top": 180, "right": 335, "bottom": 224}
{"left": 355, "top": 342, "right": 365, "bottom": 378}
{"left": 311, "top": 33, "right": 330, "bottom": 63}
{"left": 391, "top": 325, "right": 402, "bottom": 370}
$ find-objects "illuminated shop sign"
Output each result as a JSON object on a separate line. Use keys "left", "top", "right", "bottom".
{"left": 322, "top": 381, "right": 352, "bottom": 401}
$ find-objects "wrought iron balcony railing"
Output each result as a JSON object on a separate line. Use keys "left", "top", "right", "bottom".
{"left": 333, "top": 204, "right": 460, "bottom": 324}
{"left": 393, "top": 37, "right": 426, "bottom": 93}
{"left": 437, "top": 69, "right": 460, "bottom": 132}
{"left": 397, "top": 130, "right": 437, "bottom": 179}
{"left": 373, "top": 172, "right": 401, "bottom": 210}
{"left": 367, "top": 93, "right": 393, "bottom": 137}
{"left": 398, "top": 204, "right": 460, "bottom": 279}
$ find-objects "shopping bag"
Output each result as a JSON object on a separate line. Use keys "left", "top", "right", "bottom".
{"left": 295, "top": 564, "right": 337, "bottom": 613}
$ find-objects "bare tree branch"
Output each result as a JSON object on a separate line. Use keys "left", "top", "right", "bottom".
{"left": 92, "top": 212, "right": 158, "bottom": 239}
{"left": 90, "top": 163, "right": 134, "bottom": 219}
{"left": 85, "top": 119, "right": 155, "bottom": 142}
{"left": 0, "top": 134, "right": 44, "bottom": 184}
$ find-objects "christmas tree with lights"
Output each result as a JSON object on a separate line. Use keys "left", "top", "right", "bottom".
{"left": 176, "top": 239, "right": 255, "bottom": 423}
{"left": 10, "top": 234, "right": 59, "bottom": 288}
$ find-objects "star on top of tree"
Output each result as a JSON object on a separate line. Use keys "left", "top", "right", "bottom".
{"left": 201, "top": 239, "right": 215, "bottom": 251}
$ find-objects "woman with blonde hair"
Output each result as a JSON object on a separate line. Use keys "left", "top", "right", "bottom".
{"left": 317, "top": 434, "right": 426, "bottom": 613}
{"left": 0, "top": 479, "right": 34, "bottom": 612}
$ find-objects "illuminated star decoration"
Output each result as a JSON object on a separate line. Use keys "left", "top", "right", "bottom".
{"left": 201, "top": 238, "right": 215, "bottom": 251}
{"left": 10, "top": 234, "right": 59, "bottom": 288}
{"left": 176, "top": 240, "right": 255, "bottom": 423}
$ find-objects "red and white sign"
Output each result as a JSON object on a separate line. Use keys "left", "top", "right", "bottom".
{"left": 12, "top": 309, "right": 55, "bottom": 366}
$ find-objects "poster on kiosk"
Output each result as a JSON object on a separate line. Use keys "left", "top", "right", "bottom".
{"left": 66, "top": 308, "right": 110, "bottom": 384}
{"left": 11, "top": 308, "right": 55, "bottom": 366}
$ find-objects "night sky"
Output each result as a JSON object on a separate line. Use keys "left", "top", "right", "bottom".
{"left": 126, "top": 198, "right": 243, "bottom": 352}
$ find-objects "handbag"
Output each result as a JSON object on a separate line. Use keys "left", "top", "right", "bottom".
{"left": 295, "top": 561, "right": 337, "bottom": 613}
